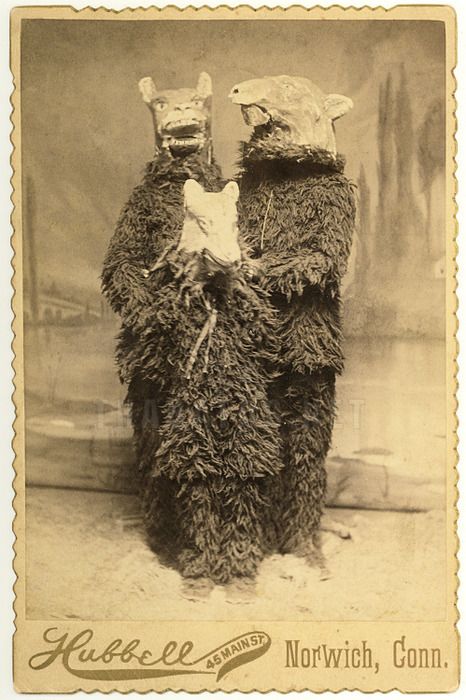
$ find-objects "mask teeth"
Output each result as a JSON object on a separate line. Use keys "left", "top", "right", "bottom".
{"left": 166, "top": 118, "right": 199, "bottom": 130}
{"left": 170, "top": 135, "right": 205, "bottom": 145}
{"left": 172, "top": 137, "right": 197, "bottom": 146}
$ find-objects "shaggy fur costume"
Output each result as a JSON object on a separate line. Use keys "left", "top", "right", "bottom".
{"left": 101, "top": 152, "right": 221, "bottom": 547}
{"left": 102, "top": 153, "right": 282, "bottom": 582}
{"left": 237, "top": 137, "right": 356, "bottom": 555}
{"left": 138, "top": 254, "right": 282, "bottom": 581}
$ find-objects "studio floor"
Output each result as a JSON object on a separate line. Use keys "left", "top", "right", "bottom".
{"left": 25, "top": 487, "right": 446, "bottom": 622}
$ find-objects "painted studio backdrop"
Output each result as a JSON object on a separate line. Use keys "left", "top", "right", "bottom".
{"left": 22, "top": 21, "right": 445, "bottom": 518}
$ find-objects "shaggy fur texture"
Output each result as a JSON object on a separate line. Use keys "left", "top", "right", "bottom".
{"left": 102, "top": 152, "right": 282, "bottom": 583}
{"left": 102, "top": 153, "right": 223, "bottom": 324}
{"left": 237, "top": 136, "right": 356, "bottom": 555}
{"left": 102, "top": 152, "right": 223, "bottom": 482}
{"left": 139, "top": 256, "right": 282, "bottom": 581}
{"left": 101, "top": 152, "right": 221, "bottom": 560}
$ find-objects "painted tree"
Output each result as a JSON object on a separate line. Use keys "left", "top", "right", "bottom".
{"left": 417, "top": 98, "right": 445, "bottom": 258}
{"left": 24, "top": 176, "right": 40, "bottom": 325}
{"left": 376, "top": 65, "right": 425, "bottom": 265}
{"left": 394, "top": 63, "right": 424, "bottom": 260}
{"left": 375, "top": 73, "right": 397, "bottom": 264}
{"left": 356, "top": 163, "right": 371, "bottom": 294}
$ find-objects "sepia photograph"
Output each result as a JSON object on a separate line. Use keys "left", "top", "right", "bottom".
{"left": 11, "top": 3, "right": 458, "bottom": 693}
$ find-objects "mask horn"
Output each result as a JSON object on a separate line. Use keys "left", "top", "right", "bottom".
{"left": 138, "top": 77, "right": 157, "bottom": 104}
{"left": 324, "top": 94, "right": 353, "bottom": 120}
{"left": 196, "top": 72, "right": 212, "bottom": 98}
{"left": 222, "top": 181, "right": 239, "bottom": 202}
{"left": 183, "top": 179, "right": 204, "bottom": 205}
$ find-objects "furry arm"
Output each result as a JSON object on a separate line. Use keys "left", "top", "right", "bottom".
{"left": 262, "top": 185, "right": 355, "bottom": 298}
{"left": 262, "top": 251, "right": 330, "bottom": 297}
{"left": 101, "top": 193, "right": 162, "bottom": 329}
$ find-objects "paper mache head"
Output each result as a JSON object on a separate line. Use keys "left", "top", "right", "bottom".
{"left": 139, "top": 72, "right": 213, "bottom": 159}
{"left": 229, "top": 74, "right": 353, "bottom": 154}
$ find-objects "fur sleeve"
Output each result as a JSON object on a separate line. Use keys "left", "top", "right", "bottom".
{"left": 101, "top": 189, "right": 161, "bottom": 327}
{"left": 263, "top": 181, "right": 356, "bottom": 298}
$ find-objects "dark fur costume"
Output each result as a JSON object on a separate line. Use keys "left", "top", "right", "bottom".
{"left": 237, "top": 137, "right": 356, "bottom": 554}
{"left": 102, "top": 151, "right": 222, "bottom": 456}
{"left": 102, "top": 153, "right": 282, "bottom": 583}
{"left": 101, "top": 152, "right": 222, "bottom": 545}
{"left": 139, "top": 256, "right": 282, "bottom": 581}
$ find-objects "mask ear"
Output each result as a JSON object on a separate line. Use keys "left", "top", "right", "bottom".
{"left": 222, "top": 181, "right": 239, "bottom": 202}
{"left": 196, "top": 72, "right": 212, "bottom": 98}
{"left": 324, "top": 94, "right": 353, "bottom": 120}
{"left": 139, "top": 77, "right": 157, "bottom": 104}
{"left": 183, "top": 179, "right": 204, "bottom": 205}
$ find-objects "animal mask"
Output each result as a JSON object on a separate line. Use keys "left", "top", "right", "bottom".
{"left": 229, "top": 75, "right": 353, "bottom": 153}
{"left": 139, "top": 72, "right": 213, "bottom": 158}
{"left": 177, "top": 179, "right": 241, "bottom": 265}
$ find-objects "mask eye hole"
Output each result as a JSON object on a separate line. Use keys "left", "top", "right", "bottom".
{"left": 192, "top": 98, "right": 204, "bottom": 109}
{"left": 154, "top": 100, "right": 167, "bottom": 112}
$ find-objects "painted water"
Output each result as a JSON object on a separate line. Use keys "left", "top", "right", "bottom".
{"left": 24, "top": 323, "right": 446, "bottom": 487}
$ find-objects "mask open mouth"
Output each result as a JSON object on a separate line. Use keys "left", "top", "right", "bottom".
{"left": 162, "top": 120, "right": 206, "bottom": 155}
{"left": 241, "top": 104, "right": 270, "bottom": 127}
{"left": 241, "top": 104, "right": 292, "bottom": 140}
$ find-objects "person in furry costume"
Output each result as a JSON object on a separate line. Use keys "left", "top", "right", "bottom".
{"left": 102, "top": 74, "right": 281, "bottom": 583}
{"left": 101, "top": 72, "right": 223, "bottom": 551}
{"left": 230, "top": 75, "right": 356, "bottom": 566}
{"left": 138, "top": 179, "right": 282, "bottom": 583}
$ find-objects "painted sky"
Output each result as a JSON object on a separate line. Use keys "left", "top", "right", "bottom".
{"left": 21, "top": 19, "right": 445, "bottom": 298}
